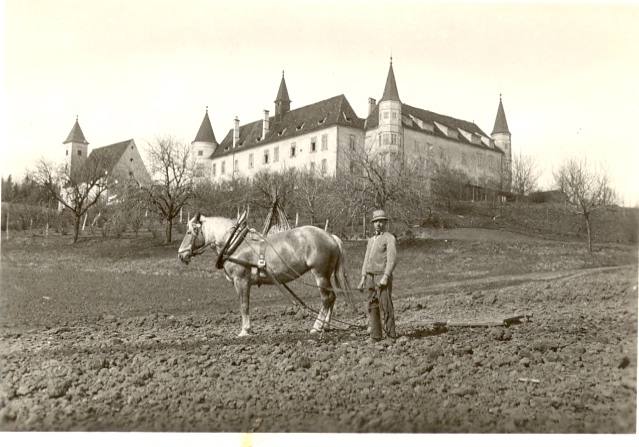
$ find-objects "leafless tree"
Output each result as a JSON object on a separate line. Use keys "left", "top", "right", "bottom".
{"left": 337, "top": 142, "right": 431, "bottom": 229}
{"left": 431, "top": 153, "right": 470, "bottom": 211}
{"left": 553, "top": 156, "right": 617, "bottom": 252}
{"left": 512, "top": 150, "right": 541, "bottom": 201}
{"left": 32, "top": 157, "right": 109, "bottom": 242}
{"left": 141, "top": 135, "right": 195, "bottom": 243}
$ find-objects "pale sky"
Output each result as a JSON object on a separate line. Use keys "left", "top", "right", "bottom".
{"left": 3, "top": 1, "right": 639, "bottom": 205}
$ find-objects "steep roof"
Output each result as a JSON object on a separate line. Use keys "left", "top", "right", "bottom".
{"left": 366, "top": 103, "right": 503, "bottom": 153}
{"left": 491, "top": 96, "right": 511, "bottom": 135}
{"left": 193, "top": 110, "right": 218, "bottom": 144}
{"left": 213, "top": 94, "right": 364, "bottom": 158}
{"left": 63, "top": 119, "right": 89, "bottom": 144}
{"left": 380, "top": 61, "right": 401, "bottom": 102}
{"left": 275, "top": 72, "right": 291, "bottom": 103}
{"left": 84, "top": 139, "right": 133, "bottom": 173}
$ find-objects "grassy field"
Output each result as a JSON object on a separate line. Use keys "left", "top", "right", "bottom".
{"left": 2, "top": 228, "right": 636, "bottom": 330}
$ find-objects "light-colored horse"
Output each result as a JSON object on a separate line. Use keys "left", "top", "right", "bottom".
{"left": 178, "top": 213, "right": 354, "bottom": 337}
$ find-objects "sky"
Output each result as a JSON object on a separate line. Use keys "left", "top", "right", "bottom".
{"left": 2, "top": 1, "right": 639, "bottom": 205}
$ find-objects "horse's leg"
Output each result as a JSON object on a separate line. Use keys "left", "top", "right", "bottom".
{"left": 234, "top": 276, "right": 252, "bottom": 337}
{"left": 310, "top": 273, "right": 336, "bottom": 333}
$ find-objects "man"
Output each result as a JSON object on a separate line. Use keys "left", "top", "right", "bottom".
{"left": 357, "top": 209, "right": 397, "bottom": 341}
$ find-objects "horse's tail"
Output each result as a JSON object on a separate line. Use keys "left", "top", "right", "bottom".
{"left": 332, "top": 235, "right": 358, "bottom": 314}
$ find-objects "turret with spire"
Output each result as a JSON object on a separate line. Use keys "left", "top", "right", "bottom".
{"left": 63, "top": 116, "right": 89, "bottom": 174}
{"left": 191, "top": 106, "right": 218, "bottom": 178}
{"left": 491, "top": 95, "right": 512, "bottom": 191}
{"left": 274, "top": 71, "right": 291, "bottom": 117}
{"left": 376, "top": 58, "right": 403, "bottom": 156}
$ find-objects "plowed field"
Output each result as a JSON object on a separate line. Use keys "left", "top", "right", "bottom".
{"left": 1, "top": 229, "right": 637, "bottom": 434}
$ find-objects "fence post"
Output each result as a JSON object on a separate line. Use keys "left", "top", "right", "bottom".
{"left": 295, "top": 213, "right": 299, "bottom": 227}
{"left": 5, "top": 206, "right": 9, "bottom": 240}
{"left": 180, "top": 207, "right": 183, "bottom": 223}
{"left": 362, "top": 214, "right": 366, "bottom": 239}
{"left": 324, "top": 219, "right": 329, "bottom": 231}
{"left": 82, "top": 213, "right": 88, "bottom": 232}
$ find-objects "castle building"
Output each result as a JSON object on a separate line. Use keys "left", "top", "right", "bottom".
{"left": 192, "top": 61, "right": 512, "bottom": 195}
{"left": 62, "top": 118, "right": 152, "bottom": 201}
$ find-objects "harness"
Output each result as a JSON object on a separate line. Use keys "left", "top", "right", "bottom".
{"left": 212, "top": 223, "right": 365, "bottom": 330}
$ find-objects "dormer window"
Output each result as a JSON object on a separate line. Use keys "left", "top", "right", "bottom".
{"left": 296, "top": 123, "right": 305, "bottom": 131}
{"left": 342, "top": 112, "right": 352, "bottom": 122}
{"left": 224, "top": 147, "right": 230, "bottom": 151}
{"left": 278, "top": 128, "right": 287, "bottom": 136}
{"left": 318, "top": 117, "right": 326, "bottom": 125}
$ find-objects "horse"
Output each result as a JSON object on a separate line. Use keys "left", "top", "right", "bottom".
{"left": 178, "top": 213, "right": 355, "bottom": 337}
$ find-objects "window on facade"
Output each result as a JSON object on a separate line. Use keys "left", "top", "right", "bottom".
{"left": 350, "top": 160, "right": 355, "bottom": 174}
{"left": 349, "top": 134, "right": 355, "bottom": 150}
{"left": 221, "top": 161, "right": 226, "bottom": 174}
{"left": 383, "top": 134, "right": 389, "bottom": 145}
{"left": 383, "top": 112, "right": 389, "bottom": 120}
{"left": 321, "top": 159, "right": 327, "bottom": 174}
{"left": 391, "top": 134, "right": 397, "bottom": 144}
{"left": 130, "top": 158, "right": 133, "bottom": 162}
{"left": 212, "top": 164, "right": 217, "bottom": 176}
{"left": 321, "top": 134, "right": 328, "bottom": 151}
{"left": 462, "top": 153, "right": 467, "bottom": 165}
{"left": 290, "top": 143, "right": 296, "bottom": 157}
{"left": 66, "top": 149, "right": 68, "bottom": 156}
{"left": 264, "top": 149, "right": 269, "bottom": 164}
{"left": 392, "top": 112, "right": 397, "bottom": 119}
{"left": 311, "top": 137, "right": 317, "bottom": 152}
{"left": 249, "top": 153, "right": 254, "bottom": 169}
{"left": 310, "top": 161, "right": 316, "bottom": 173}
{"left": 198, "top": 150, "right": 203, "bottom": 156}
{"left": 234, "top": 159, "right": 239, "bottom": 172}
{"left": 274, "top": 146, "right": 279, "bottom": 162}
{"left": 195, "top": 164, "right": 204, "bottom": 176}
{"left": 77, "top": 150, "right": 82, "bottom": 156}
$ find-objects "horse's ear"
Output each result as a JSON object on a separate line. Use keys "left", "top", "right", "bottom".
{"left": 195, "top": 212, "right": 201, "bottom": 223}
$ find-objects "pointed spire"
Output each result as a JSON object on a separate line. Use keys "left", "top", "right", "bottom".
{"left": 63, "top": 117, "right": 89, "bottom": 144}
{"left": 380, "top": 58, "right": 401, "bottom": 102}
{"left": 491, "top": 95, "right": 511, "bottom": 135}
{"left": 192, "top": 107, "right": 218, "bottom": 144}
{"left": 274, "top": 71, "right": 291, "bottom": 116}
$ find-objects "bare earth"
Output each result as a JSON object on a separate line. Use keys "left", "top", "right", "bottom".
{"left": 0, "top": 228, "right": 637, "bottom": 433}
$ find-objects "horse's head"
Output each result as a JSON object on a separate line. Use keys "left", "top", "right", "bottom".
{"left": 178, "top": 212, "right": 207, "bottom": 265}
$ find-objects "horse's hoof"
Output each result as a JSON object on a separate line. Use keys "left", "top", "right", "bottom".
{"left": 237, "top": 330, "right": 250, "bottom": 337}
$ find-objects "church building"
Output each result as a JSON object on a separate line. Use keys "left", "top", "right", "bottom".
{"left": 62, "top": 118, "right": 152, "bottom": 201}
{"left": 192, "top": 60, "right": 512, "bottom": 195}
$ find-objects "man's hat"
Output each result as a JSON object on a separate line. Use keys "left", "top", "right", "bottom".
{"left": 371, "top": 210, "right": 389, "bottom": 222}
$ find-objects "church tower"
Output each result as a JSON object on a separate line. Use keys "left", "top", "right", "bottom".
{"left": 491, "top": 95, "right": 512, "bottom": 191}
{"left": 274, "top": 71, "right": 291, "bottom": 118}
{"left": 377, "top": 59, "right": 403, "bottom": 158}
{"left": 192, "top": 107, "right": 218, "bottom": 178}
{"left": 63, "top": 117, "right": 89, "bottom": 175}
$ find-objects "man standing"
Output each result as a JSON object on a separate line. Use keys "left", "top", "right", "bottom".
{"left": 357, "top": 210, "right": 397, "bottom": 341}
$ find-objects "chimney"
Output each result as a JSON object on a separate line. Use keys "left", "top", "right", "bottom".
{"left": 262, "top": 110, "right": 270, "bottom": 140}
{"left": 368, "top": 98, "right": 377, "bottom": 117}
{"left": 233, "top": 117, "right": 239, "bottom": 148}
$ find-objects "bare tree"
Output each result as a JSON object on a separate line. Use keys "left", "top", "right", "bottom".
{"left": 290, "top": 167, "right": 330, "bottom": 226}
{"left": 337, "top": 142, "right": 430, "bottom": 229}
{"left": 553, "top": 156, "right": 617, "bottom": 252}
{"left": 512, "top": 150, "right": 541, "bottom": 201}
{"left": 141, "top": 135, "right": 195, "bottom": 243}
{"left": 32, "top": 157, "right": 109, "bottom": 243}
{"left": 431, "top": 153, "right": 470, "bottom": 211}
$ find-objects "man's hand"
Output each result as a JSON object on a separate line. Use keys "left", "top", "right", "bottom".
{"left": 379, "top": 274, "right": 388, "bottom": 287}
{"left": 357, "top": 276, "right": 366, "bottom": 291}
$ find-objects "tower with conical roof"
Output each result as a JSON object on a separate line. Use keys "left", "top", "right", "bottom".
{"left": 63, "top": 117, "right": 89, "bottom": 174}
{"left": 274, "top": 71, "right": 291, "bottom": 118}
{"left": 491, "top": 95, "right": 512, "bottom": 191}
{"left": 377, "top": 58, "right": 403, "bottom": 156}
{"left": 192, "top": 107, "right": 218, "bottom": 178}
